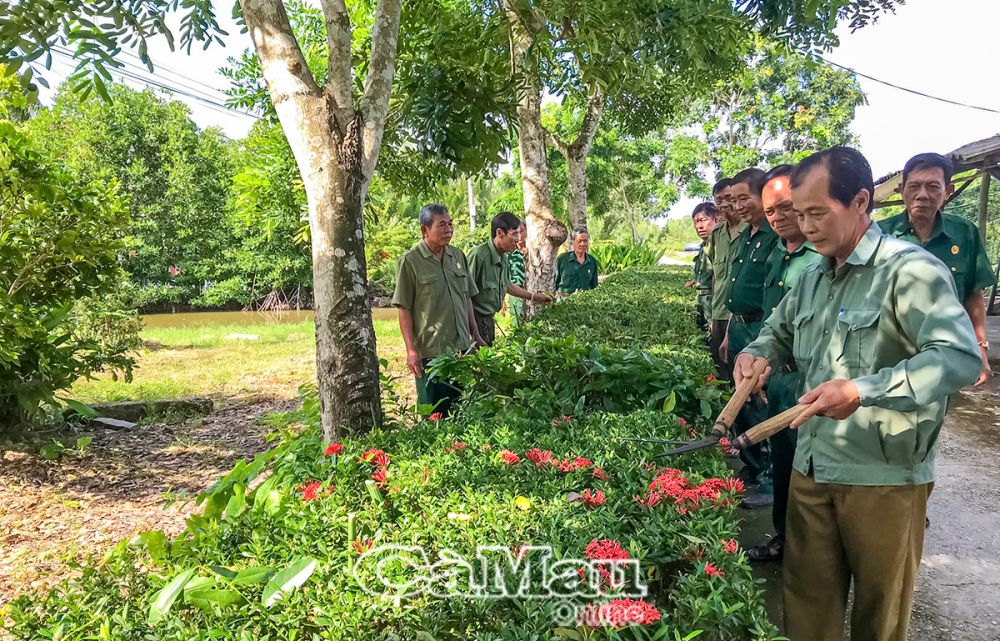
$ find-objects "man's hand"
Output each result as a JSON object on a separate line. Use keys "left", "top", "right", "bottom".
{"left": 733, "top": 353, "right": 771, "bottom": 395}
{"left": 974, "top": 350, "right": 992, "bottom": 387}
{"left": 533, "top": 291, "right": 554, "bottom": 305}
{"left": 790, "top": 380, "right": 861, "bottom": 429}
{"left": 684, "top": 279, "right": 696, "bottom": 288}
{"left": 719, "top": 333, "right": 730, "bottom": 363}
{"left": 407, "top": 350, "right": 424, "bottom": 378}
{"left": 475, "top": 336, "right": 488, "bottom": 349}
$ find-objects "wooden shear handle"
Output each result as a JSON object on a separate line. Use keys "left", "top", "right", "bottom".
{"left": 732, "top": 404, "right": 808, "bottom": 450}
{"left": 710, "top": 358, "right": 769, "bottom": 436}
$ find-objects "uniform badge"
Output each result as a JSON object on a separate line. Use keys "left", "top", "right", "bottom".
{"left": 951, "top": 245, "right": 960, "bottom": 255}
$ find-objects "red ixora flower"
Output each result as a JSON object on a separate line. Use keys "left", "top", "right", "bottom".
{"left": 297, "top": 480, "right": 323, "bottom": 501}
{"left": 371, "top": 468, "right": 388, "bottom": 488}
{"left": 352, "top": 537, "right": 374, "bottom": 554}
{"left": 444, "top": 441, "right": 468, "bottom": 453}
{"left": 360, "top": 448, "right": 390, "bottom": 469}
{"left": 579, "top": 598, "right": 661, "bottom": 627}
{"left": 580, "top": 489, "right": 606, "bottom": 509}
{"left": 525, "top": 448, "right": 555, "bottom": 467}
{"left": 723, "top": 539, "right": 738, "bottom": 554}
{"left": 324, "top": 442, "right": 344, "bottom": 456}
{"left": 428, "top": 412, "right": 443, "bottom": 422}
{"left": 706, "top": 375, "right": 717, "bottom": 383}
{"left": 499, "top": 449, "right": 521, "bottom": 465}
{"left": 704, "top": 562, "right": 725, "bottom": 578}
{"left": 585, "top": 539, "right": 630, "bottom": 561}
{"left": 592, "top": 466, "right": 607, "bottom": 481}
{"left": 678, "top": 418, "right": 687, "bottom": 427}
{"left": 637, "top": 468, "right": 744, "bottom": 514}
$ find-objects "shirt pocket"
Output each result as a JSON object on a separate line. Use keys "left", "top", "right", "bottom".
{"left": 791, "top": 308, "right": 815, "bottom": 364}
{"left": 837, "top": 309, "right": 880, "bottom": 372}
{"left": 447, "top": 269, "right": 471, "bottom": 296}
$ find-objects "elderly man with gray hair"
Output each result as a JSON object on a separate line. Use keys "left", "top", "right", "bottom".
{"left": 393, "top": 204, "right": 486, "bottom": 416}
{"left": 555, "top": 227, "right": 599, "bottom": 296}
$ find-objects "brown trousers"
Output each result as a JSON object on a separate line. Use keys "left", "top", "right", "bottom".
{"left": 784, "top": 470, "right": 932, "bottom": 641}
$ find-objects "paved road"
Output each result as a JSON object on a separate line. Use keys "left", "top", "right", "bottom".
{"left": 741, "top": 378, "right": 1000, "bottom": 640}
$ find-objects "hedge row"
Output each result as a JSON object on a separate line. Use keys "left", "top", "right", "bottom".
{"left": 4, "top": 267, "right": 776, "bottom": 641}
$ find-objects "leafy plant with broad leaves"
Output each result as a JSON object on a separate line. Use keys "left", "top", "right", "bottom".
{"left": 0, "top": 117, "right": 135, "bottom": 429}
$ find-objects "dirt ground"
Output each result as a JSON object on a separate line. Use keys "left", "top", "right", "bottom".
{"left": 742, "top": 377, "right": 1000, "bottom": 641}
{"left": 0, "top": 400, "right": 291, "bottom": 607}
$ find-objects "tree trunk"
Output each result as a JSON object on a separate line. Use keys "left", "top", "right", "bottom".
{"left": 504, "top": 3, "right": 567, "bottom": 306}
{"left": 467, "top": 176, "right": 477, "bottom": 233}
{"left": 241, "top": 0, "right": 395, "bottom": 438}
{"left": 565, "top": 150, "right": 587, "bottom": 231}
{"left": 548, "top": 86, "right": 604, "bottom": 233}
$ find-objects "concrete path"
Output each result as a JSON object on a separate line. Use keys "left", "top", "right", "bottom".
{"left": 740, "top": 375, "right": 1000, "bottom": 640}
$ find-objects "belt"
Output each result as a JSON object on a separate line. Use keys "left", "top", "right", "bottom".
{"left": 731, "top": 311, "right": 763, "bottom": 324}
{"left": 778, "top": 362, "right": 798, "bottom": 373}
{"left": 697, "top": 288, "right": 712, "bottom": 295}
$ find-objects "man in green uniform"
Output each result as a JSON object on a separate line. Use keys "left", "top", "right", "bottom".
{"left": 881, "top": 152, "right": 995, "bottom": 386}
{"left": 722, "top": 167, "right": 779, "bottom": 491}
{"left": 686, "top": 202, "right": 719, "bottom": 331}
{"left": 735, "top": 147, "right": 980, "bottom": 641}
{"left": 469, "top": 212, "right": 552, "bottom": 345}
{"left": 706, "top": 178, "right": 747, "bottom": 378}
{"left": 504, "top": 222, "right": 528, "bottom": 327}
{"left": 555, "top": 228, "right": 599, "bottom": 295}
{"left": 744, "top": 165, "right": 822, "bottom": 545}
{"left": 393, "top": 204, "right": 486, "bottom": 416}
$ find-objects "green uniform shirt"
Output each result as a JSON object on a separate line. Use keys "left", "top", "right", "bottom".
{"left": 555, "top": 251, "right": 599, "bottom": 294}
{"left": 762, "top": 241, "right": 821, "bottom": 321}
{"left": 468, "top": 240, "right": 512, "bottom": 316}
{"left": 744, "top": 223, "right": 980, "bottom": 486}
{"left": 726, "top": 219, "right": 779, "bottom": 317}
{"left": 392, "top": 241, "right": 478, "bottom": 358}
{"left": 707, "top": 221, "right": 748, "bottom": 321}
{"left": 509, "top": 250, "right": 526, "bottom": 287}
{"left": 693, "top": 242, "right": 713, "bottom": 324}
{"left": 880, "top": 210, "right": 996, "bottom": 302}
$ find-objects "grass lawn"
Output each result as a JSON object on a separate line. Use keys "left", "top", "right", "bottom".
{"left": 70, "top": 317, "right": 411, "bottom": 405}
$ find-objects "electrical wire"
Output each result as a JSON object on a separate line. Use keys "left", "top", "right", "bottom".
{"left": 815, "top": 54, "right": 1000, "bottom": 116}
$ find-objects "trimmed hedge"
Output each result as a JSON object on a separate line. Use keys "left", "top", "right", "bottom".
{"left": 4, "top": 267, "right": 776, "bottom": 641}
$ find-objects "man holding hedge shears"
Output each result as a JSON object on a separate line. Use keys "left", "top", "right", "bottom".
{"left": 734, "top": 147, "right": 980, "bottom": 641}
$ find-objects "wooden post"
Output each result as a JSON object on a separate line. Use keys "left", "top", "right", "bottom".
{"left": 978, "top": 170, "right": 991, "bottom": 243}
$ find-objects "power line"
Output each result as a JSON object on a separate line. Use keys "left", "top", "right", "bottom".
{"left": 48, "top": 47, "right": 259, "bottom": 122}
{"left": 815, "top": 54, "right": 1000, "bottom": 116}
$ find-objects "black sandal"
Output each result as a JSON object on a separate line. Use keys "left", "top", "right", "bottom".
{"left": 746, "top": 536, "right": 784, "bottom": 562}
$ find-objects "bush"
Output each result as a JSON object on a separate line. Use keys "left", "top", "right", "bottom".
{"left": 0, "top": 120, "right": 134, "bottom": 428}
{"left": 589, "top": 242, "right": 664, "bottom": 275}
{"left": 4, "top": 268, "right": 776, "bottom": 640}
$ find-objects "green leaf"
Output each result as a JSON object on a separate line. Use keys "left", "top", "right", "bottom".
{"left": 147, "top": 568, "right": 196, "bottom": 625}
{"left": 232, "top": 566, "right": 275, "bottom": 586}
{"left": 662, "top": 390, "right": 677, "bottom": 414}
{"left": 39, "top": 442, "right": 63, "bottom": 460}
{"left": 75, "top": 436, "right": 93, "bottom": 451}
{"left": 185, "top": 588, "right": 246, "bottom": 610}
{"left": 224, "top": 484, "right": 246, "bottom": 520}
{"left": 679, "top": 533, "right": 706, "bottom": 546}
{"left": 209, "top": 565, "right": 238, "bottom": 580}
{"left": 261, "top": 557, "right": 318, "bottom": 607}
{"left": 131, "top": 530, "right": 169, "bottom": 564}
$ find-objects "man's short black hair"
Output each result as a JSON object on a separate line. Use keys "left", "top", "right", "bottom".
{"left": 712, "top": 178, "right": 733, "bottom": 195}
{"left": 731, "top": 168, "right": 767, "bottom": 196}
{"left": 491, "top": 211, "right": 522, "bottom": 238}
{"left": 902, "top": 152, "right": 954, "bottom": 185}
{"left": 692, "top": 202, "right": 718, "bottom": 218}
{"left": 763, "top": 164, "right": 794, "bottom": 186}
{"left": 791, "top": 147, "right": 874, "bottom": 214}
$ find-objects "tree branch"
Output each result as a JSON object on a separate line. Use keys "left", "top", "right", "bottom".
{"left": 359, "top": 0, "right": 402, "bottom": 179}
{"left": 240, "top": 0, "right": 321, "bottom": 106}
{"left": 543, "top": 125, "right": 570, "bottom": 157}
{"left": 318, "top": 0, "right": 355, "bottom": 119}
{"left": 568, "top": 83, "right": 605, "bottom": 154}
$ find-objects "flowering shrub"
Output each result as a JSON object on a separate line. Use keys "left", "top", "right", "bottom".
{"left": 6, "top": 268, "right": 775, "bottom": 641}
